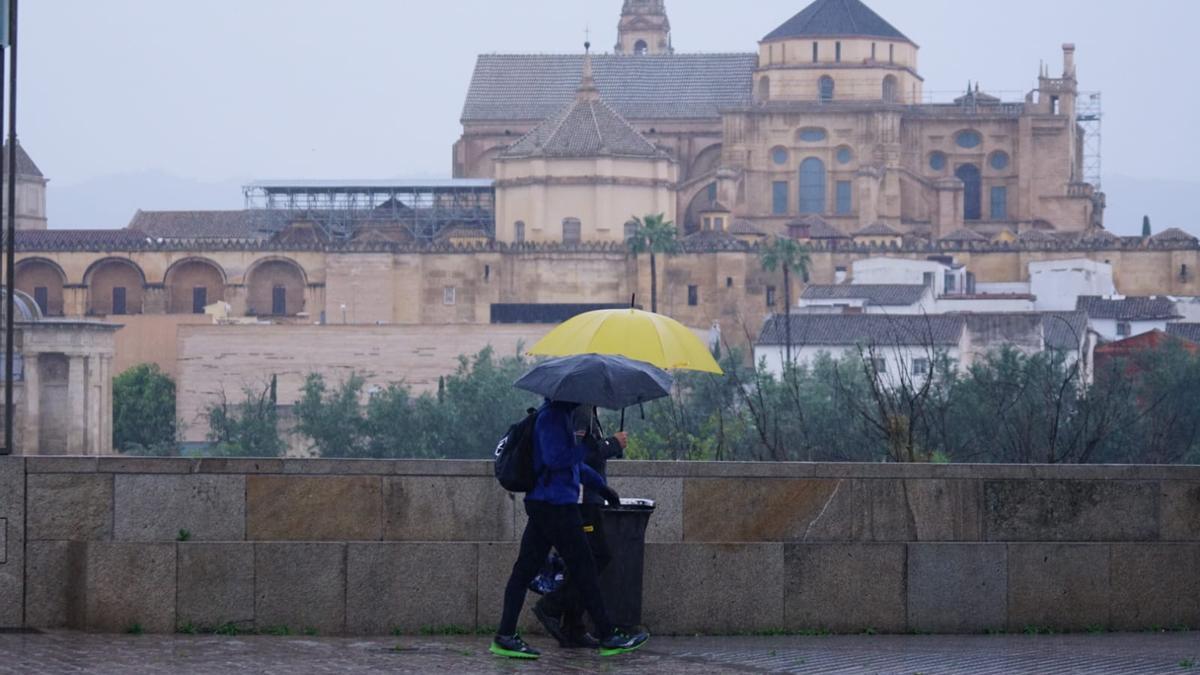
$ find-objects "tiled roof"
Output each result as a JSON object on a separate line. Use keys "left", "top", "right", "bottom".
{"left": 3, "top": 141, "right": 43, "bottom": 177}
{"left": 757, "top": 314, "right": 963, "bottom": 347}
{"left": 127, "top": 210, "right": 266, "bottom": 240}
{"left": 940, "top": 227, "right": 988, "bottom": 243}
{"left": 1167, "top": 323, "right": 1200, "bottom": 343}
{"left": 500, "top": 71, "right": 663, "bottom": 159}
{"left": 1017, "top": 229, "right": 1059, "bottom": 243}
{"left": 1150, "top": 228, "right": 1198, "bottom": 243}
{"left": 1042, "top": 312, "right": 1089, "bottom": 351}
{"left": 729, "top": 220, "right": 765, "bottom": 236}
{"left": 462, "top": 53, "right": 757, "bottom": 123}
{"left": 854, "top": 223, "right": 901, "bottom": 237}
{"left": 684, "top": 228, "right": 738, "bottom": 244}
{"left": 801, "top": 284, "right": 928, "bottom": 306}
{"left": 1076, "top": 296, "right": 1182, "bottom": 321}
{"left": 15, "top": 229, "right": 149, "bottom": 250}
{"left": 763, "top": 0, "right": 911, "bottom": 43}
{"left": 789, "top": 215, "right": 848, "bottom": 240}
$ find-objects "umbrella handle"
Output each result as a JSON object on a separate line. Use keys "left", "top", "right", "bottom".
{"left": 620, "top": 408, "right": 625, "bottom": 432}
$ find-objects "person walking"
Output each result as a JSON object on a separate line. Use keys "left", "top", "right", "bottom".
{"left": 533, "top": 406, "right": 626, "bottom": 647}
{"left": 490, "top": 399, "right": 650, "bottom": 660}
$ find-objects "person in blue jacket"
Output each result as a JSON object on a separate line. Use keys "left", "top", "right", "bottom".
{"left": 490, "top": 399, "right": 650, "bottom": 660}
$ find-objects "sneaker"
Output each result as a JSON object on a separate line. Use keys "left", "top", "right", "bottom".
{"left": 532, "top": 600, "right": 569, "bottom": 647}
{"left": 489, "top": 634, "right": 540, "bottom": 660}
{"left": 599, "top": 628, "right": 649, "bottom": 656}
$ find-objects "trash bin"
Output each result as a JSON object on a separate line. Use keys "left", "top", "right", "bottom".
{"left": 599, "top": 498, "right": 655, "bottom": 629}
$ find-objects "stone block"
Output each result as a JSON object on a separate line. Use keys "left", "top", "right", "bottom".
{"left": 1161, "top": 481, "right": 1200, "bottom": 541}
{"left": 346, "top": 543, "right": 477, "bottom": 635}
{"left": 177, "top": 544, "right": 255, "bottom": 630}
{"left": 24, "top": 540, "right": 86, "bottom": 628}
{"left": 383, "top": 477, "right": 512, "bottom": 542}
{"left": 255, "top": 543, "right": 346, "bottom": 634}
{"left": 115, "top": 474, "right": 245, "bottom": 542}
{"left": 1007, "top": 543, "right": 1111, "bottom": 632}
{"left": 247, "top": 476, "right": 382, "bottom": 541}
{"left": 644, "top": 543, "right": 784, "bottom": 634}
{"left": 282, "top": 459, "right": 398, "bottom": 475}
{"left": 0, "top": 457, "right": 24, "bottom": 628}
{"left": 609, "top": 476, "right": 683, "bottom": 543}
{"left": 196, "top": 458, "right": 284, "bottom": 474}
{"left": 97, "top": 457, "right": 197, "bottom": 474}
{"left": 24, "top": 457, "right": 98, "bottom": 473}
{"left": 796, "top": 479, "right": 982, "bottom": 543}
{"left": 984, "top": 480, "right": 1159, "bottom": 542}
{"left": 683, "top": 478, "right": 841, "bottom": 542}
{"left": 85, "top": 542, "right": 176, "bottom": 633}
{"left": 907, "top": 544, "right": 1007, "bottom": 633}
{"left": 475, "top": 542, "right": 538, "bottom": 634}
{"left": 1109, "top": 544, "right": 1200, "bottom": 631}
{"left": 27, "top": 473, "right": 113, "bottom": 541}
{"left": 784, "top": 543, "right": 907, "bottom": 634}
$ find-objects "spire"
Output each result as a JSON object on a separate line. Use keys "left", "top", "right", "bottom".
{"left": 615, "top": 0, "right": 673, "bottom": 55}
{"left": 577, "top": 42, "right": 599, "bottom": 100}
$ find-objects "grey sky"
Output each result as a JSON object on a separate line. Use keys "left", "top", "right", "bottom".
{"left": 17, "top": 0, "right": 1198, "bottom": 226}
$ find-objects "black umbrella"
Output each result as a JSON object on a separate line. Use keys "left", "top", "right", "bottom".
{"left": 514, "top": 354, "right": 673, "bottom": 411}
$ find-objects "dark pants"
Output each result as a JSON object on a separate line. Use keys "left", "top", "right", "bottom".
{"left": 499, "top": 500, "right": 612, "bottom": 638}
{"left": 541, "top": 503, "right": 611, "bottom": 630}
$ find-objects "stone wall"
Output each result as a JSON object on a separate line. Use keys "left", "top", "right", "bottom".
{"left": 2, "top": 457, "right": 1198, "bottom": 635}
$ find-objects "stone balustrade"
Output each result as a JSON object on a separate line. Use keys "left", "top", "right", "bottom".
{"left": 0, "top": 456, "right": 1197, "bottom": 635}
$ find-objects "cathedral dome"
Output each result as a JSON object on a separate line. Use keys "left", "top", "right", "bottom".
{"left": 763, "top": 0, "right": 911, "bottom": 44}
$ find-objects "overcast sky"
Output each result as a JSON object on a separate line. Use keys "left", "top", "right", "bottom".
{"left": 16, "top": 1, "right": 1199, "bottom": 209}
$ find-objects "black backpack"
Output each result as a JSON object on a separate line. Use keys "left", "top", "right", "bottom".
{"left": 494, "top": 408, "right": 539, "bottom": 493}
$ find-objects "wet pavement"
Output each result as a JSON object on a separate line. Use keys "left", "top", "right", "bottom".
{"left": 0, "top": 630, "right": 1196, "bottom": 674}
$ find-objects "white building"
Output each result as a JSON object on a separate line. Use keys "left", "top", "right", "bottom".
{"left": 1075, "top": 296, "right": 1183, "bottom": 342}
{"left": 1029, "top": 259, "right": 1116, "bottom": 311}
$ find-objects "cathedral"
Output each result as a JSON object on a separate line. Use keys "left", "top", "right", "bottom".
{"left": 460, "top": 0, "right": 1102, "bottom": 243}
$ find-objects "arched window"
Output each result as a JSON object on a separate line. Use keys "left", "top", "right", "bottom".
{"left": 882, "top": 75, "right": 898, "bottom": 103}
{"left": 758, "top": 76, "right": 770, "bottom": 102}
{"left": 634, "top": 39, "right": 648, "bottom": 55}
{"left": 798, "top": 157, "right": 827, "bottom": 214}
{"left": 956, "top": 164, "right": 982, "bottom": 221}
{"left": 819, "top": 76, "right": 835, "bottom": 103}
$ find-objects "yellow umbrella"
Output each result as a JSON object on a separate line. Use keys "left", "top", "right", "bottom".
{"left": 528, "top": 308, "right": 723, "bottom": 375}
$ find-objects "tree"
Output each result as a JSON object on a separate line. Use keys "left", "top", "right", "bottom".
{"left": 205, "top": 382, "right": 284, "bottom": 457}
{"left": 758, "top": 236, "right": 812, "bottom": 365}
{"left": 626, "top": 213, "right": 681, "bottom": 313}
{"left": 1142, "top": 215, "right": 1152, "bottom": 238}
{"left": 294, "top": 373, "right": 370, "bottom": 457}
{"left": 112, "top": 364, "right": 177, "bottom": 455}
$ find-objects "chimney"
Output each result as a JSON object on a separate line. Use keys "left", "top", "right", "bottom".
{"left": 1062, "top": 43, "right": 1076, "bottom": 79}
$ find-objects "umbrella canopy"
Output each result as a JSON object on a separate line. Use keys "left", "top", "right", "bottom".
{"left": 527, "top": 309, "right": 724, "bottom": 374}
{"left": 514, "top": 354, "right": 673, "bottom": 410}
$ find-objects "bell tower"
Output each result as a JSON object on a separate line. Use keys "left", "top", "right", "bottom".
{"left": 615, "top": 0, "right": 673, "bottom": 55}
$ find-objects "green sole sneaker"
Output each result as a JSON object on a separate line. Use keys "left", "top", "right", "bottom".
{"left": 600, "top": 639, "right": 647, "bottom": 657}
{"left": 489, "top": 642, "right": 540, "bottom": 660}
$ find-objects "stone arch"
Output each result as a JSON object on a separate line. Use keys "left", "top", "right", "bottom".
{"left": 819, "top": 75, "right": 835, "bottom": 102}
{"left": 84, "top": 257, "right": 146, "bottom": 316}
{"left": 164, "top": 257, "right": 227, "bottom": 315}
{"left": 246, "top": 257, "right": 307, "bottom": 317}
{"left": 634, "top": 39, "right": 648, "bottom": 55}
{"left": 956, "top": 164, "right": 983, "bottom": 221}
{"left": 15, "top": 257, "right": 66, "bottom": 316}
{"left": 688, "top": 144, "right": 723, "bottom": 182}
{"left": 683, "top": 183, "right": 717, "bottom": 235}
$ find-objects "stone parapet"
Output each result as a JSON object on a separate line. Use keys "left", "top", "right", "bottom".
{"left": 5, "top": 457, "right": 1199, "bottom": 634}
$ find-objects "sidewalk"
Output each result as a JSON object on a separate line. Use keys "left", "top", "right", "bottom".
{"left": 0, "top": 630, "right": 1196, "bottom": 674}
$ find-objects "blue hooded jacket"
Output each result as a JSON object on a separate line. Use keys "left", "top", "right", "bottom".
{"left": 527, "top": 400, "right": 607, "bottom": 505}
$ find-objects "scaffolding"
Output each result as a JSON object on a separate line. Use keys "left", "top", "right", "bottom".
{"left": 1077, "top": 91, "right": 1102, "bottom": 191}
{"left": 242, "top": 179, "right": 496, "bottom": 241}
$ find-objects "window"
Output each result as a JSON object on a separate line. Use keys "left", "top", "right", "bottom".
{"left": 836, "top": 147, "right": 853, "bottom": 165}
{"left": 514, "top": 221, "right": 526, "bottom": 244}
{"left": 989, "top": 151, "right": 1010, "bottom": 171}
{"left": 707, "top": 183, "right": 717, "bottom": 201}
{"left": 819, "top": 76, "right": 835, "bottom": 103}
{"left": 772, "top": 146, "right": 789, "bottom": 165}
{"left": 484, "top": 265, "right": 491, "bottom": 281}
{"left": 703, "top": 216, "right": 712, "bottom": 230}
{"left": 33, "top": 287, "right": 48, "bottom": 315}
{"left": 871, "top": 358, "right": 887, "bottom": 374}
{"left": 688, "top": 285, "right": 699, "bottom": 307}
{"left": 112, "top": 287, "right": 127, "bottom": 315}
{"left": 634, "top": 39, "right": 648, "bottom": 55}
{"left": 835, "top": 181, "right": 852, "bottom": 215}
{"left": 835, "top": 41, "right": 841, "bottom": 62}
{"left": 956, "top": 164, "right": 982, "bottom": 220}
{"left": 192, "top": 287, "right": 207, "bottom": 315}
{"left": 929, "top": 152, "right": 947, "bottom": 172}
{"left": 766, "top": 286, "right": 777, "bottom": 307}
{"left": 812, "top": 42, "right": 818, "bottom": 63}
{"left": 714, "top": 217, "right": 725, "bottom": 231}
{"left": 271, "top": 286, "right": 286, "bottom": 315}
{"left": 726, "top": 277, "right": 734, "bottom": 288}
{"left": 798, "top": 128, "right": 827, "bottom": 142}
{"left": 1117, "top": 321, "right": 1131, "bottom": 337}
{"left": 562, "top": 218, "right": 581, "bottom": 244}
{"left": 443, "top": 287, "right": 456, "bottom": 306}
{"left": 912, "top": 358, "right": 930, "bottom": 376}
{"left": 1182, "top": 264, "right": 1190, "bottom": 280}
{"left": 889, "top": 44, "right": 894, "bottom": 64}
{"left": 871, "top": 43, "right": 877, "bottom": 60}
{"left": 956, "top": 131, "right": 982, "bottom": 149}
{"left": 882, "top": 75, "right": 898, "bottom": 103}
{"left": 944, "top": 273, "right": 957, "bottom": 295}
{"left": 922, "top": 272, "right": 935, "bottom": 288}
{"left": 772, "top": 181, "right": 789, "bottom": 215}
{"left": 798, "top": 157, "right": 827, "bottom": 214}
{"left": 990, "top": 186, "right": 1008, "bottom": 220}
{"left": 1051, "top": 96, "right": 1060, "bottom": 115}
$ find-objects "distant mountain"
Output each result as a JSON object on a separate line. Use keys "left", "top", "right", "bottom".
{"left": 48, "top": 171, "right": 247, "bottom": 230}
{"left": 1103, "top": 174, "right": 1197, "bottom": 237}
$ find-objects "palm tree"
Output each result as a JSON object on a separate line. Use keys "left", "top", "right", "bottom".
{"left": 759, "top": 236, "right": 812, "bottom": 366}
{"left": 626, "top": 213, "right": 680, "bottom": 313}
